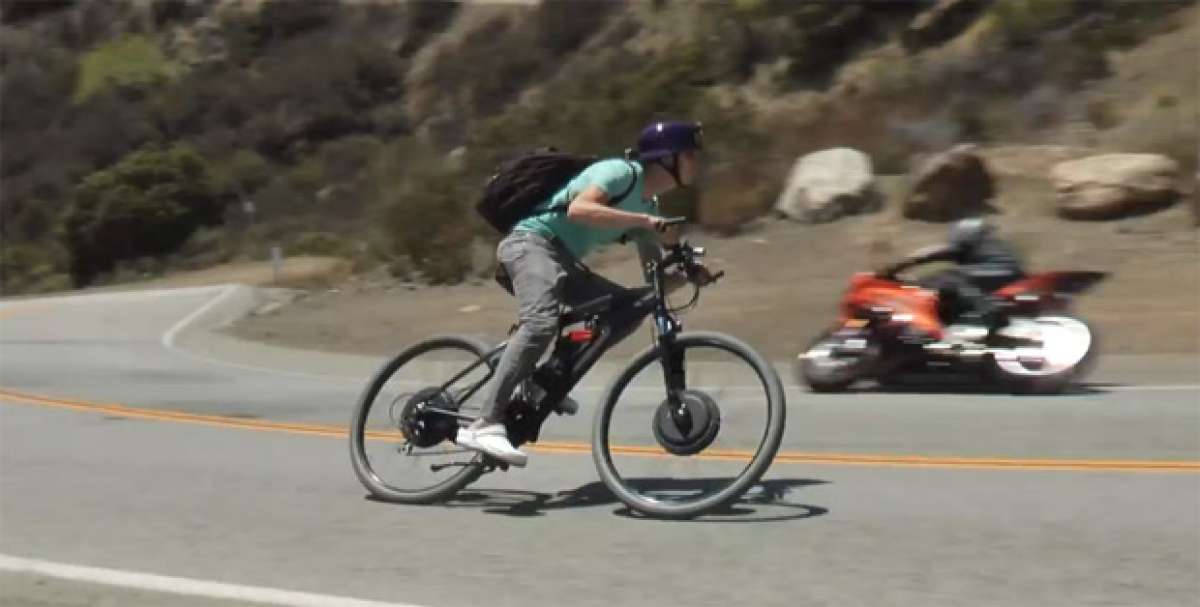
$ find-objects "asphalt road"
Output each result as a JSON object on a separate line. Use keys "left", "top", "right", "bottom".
{"left": 1, "top": 286, "right": 1197, "bottom": 607}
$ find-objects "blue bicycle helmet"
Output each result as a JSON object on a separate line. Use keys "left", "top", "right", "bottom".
{"left": 635, "top": 120, "right": 703, "bottom": 186}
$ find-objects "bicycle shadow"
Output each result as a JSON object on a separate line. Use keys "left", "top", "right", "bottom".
{"left": 437, "top": 477, "right": 829, "bottom": 522}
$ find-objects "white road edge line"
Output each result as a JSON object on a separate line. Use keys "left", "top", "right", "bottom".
{"left": 159, "top": 283, "right": 239, "bottom": 350}
{"left": 0, "top": 554, "right": 428, "bottom": 607}
{"left": 159, "top": 284, "right": 364, "bottom": 385}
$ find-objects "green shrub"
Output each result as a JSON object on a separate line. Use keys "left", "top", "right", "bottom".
{"left": 234, "top": 41, "right": 377, "bottom": 155}
{"left": 289, "top": 231, "right": 352, "bottom": 257}
{"left": 535, "top": 0, "right": 619, "bottom": 54}
{"left": 253, "top": 0, "right": 339, "bottom": 43}
{"left": 251, "top": 180, "right": 309, "bottom": 218}
{"left": 1085, "top": 98, "right": 1121, "bottom": 130}
{"left": 208, "top": 149, "right": 273, "bottom": 203}
{"left": 0, "top": 0, "right": 76, "bottom": 24}
{"left": 0, "top": 37, "right": 76, "bottom": 133}
{"left": 26, "top": 273, "right": 73, "bottom": 294}
{"left": 60, "top": 144, "right": 226, "bottom": 286}
{"left": 383, "top": 167, "right": 478, "bottom": 285}
{"left": 0, "top": 242, "right": 69, "bottom": 295}
{"left": 318, "top": 136, "right": 385, "bottom": 184}
{"left": 285, "top": 158, "right": 326, "bottom": 195}
{"left": 74, "top": 34, "right": 183, "bottom": 102}
{"left": 369, "top": 103, "right": 411, "bottom": 136}
{"left": 471, "top": 42, "right": 707, "bottom": 169}
{"left": 4, "top": 198, "right": 54, "bottom": 241}
{"left": 991, "top": 0, "right": 1077, "bottom": 46}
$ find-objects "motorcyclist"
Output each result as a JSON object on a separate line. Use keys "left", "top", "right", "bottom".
{"left": 878, "top": 217, "right": 1025, "bottom": 332}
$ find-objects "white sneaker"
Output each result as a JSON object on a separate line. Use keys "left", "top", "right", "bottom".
{"left": 455, "top": 423, "right": 527, "bottom": 467}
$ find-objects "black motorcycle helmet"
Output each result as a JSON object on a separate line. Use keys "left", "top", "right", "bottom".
{"left": 948, "top": 217, "right": 994, "bottom": 250}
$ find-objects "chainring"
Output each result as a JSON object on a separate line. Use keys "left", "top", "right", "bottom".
{"left": 652, "top": 389, "right": 722, "bottom": 456}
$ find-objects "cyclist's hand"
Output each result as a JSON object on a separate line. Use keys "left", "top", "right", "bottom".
{"left": 646, "top": 215, "right": 667, "bottom": 232}
{"left": 648, "top": 215, "right": 686, "bottom": 236}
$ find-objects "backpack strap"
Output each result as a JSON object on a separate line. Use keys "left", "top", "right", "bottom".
{"left": 609, "top": 160, "right": 638, "bottom": 205}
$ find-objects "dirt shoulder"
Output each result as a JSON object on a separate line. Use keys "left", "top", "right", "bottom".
{"left": 226, "top": 197, "right": 1199, "bottom": 360}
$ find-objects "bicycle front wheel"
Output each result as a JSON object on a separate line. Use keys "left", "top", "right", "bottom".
{"left": 592, "top": 332, "right": 786, "bottom": 519}
{"left": 349, "top": 335, "right": 495, "bottom": 503}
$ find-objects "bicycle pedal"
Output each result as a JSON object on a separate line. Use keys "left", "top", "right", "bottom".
{"left": 481, "top": 457, "right": 509, "bottom": 473}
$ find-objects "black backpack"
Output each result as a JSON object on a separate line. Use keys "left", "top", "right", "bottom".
{"left": 475, "top": 149, "right": 636, "bottom": 234}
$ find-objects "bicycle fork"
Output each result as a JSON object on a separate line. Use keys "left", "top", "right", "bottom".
{"left": 656, "top": 310, "right": 689, "bottom": 425}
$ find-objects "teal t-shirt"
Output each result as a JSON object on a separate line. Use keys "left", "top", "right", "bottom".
{"left": 513, "top": 159, "right": 659, "bottom": 259}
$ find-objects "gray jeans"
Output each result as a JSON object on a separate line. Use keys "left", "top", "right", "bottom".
{"left": 481, "top": 230, "right": 655, "bottom": 423}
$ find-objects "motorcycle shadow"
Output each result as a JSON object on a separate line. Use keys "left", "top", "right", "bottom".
{"left": 425, "top": 477, "right": 829, "bottom": 522}
{"left": 843, "top": 377, "right": 1111, "bottom": 397}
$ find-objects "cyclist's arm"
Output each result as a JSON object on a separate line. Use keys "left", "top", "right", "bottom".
{"left": 566, "top": 186, "right": 658, "bottom": 231}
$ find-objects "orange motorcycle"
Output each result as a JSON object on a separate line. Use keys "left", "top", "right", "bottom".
{"left": 797, "top": 270, "right": 1107, "bottom": 394}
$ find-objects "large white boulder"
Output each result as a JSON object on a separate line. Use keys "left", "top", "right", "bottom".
{"left": 776, "top": 148, "right": 878, "bottom": 223}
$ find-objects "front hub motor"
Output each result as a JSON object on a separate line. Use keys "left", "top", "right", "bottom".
{"left": 652, "top": 389, "right": 721, "bottom": 456}
{"left": 391, "top": 387, "right": 459, "bottom": 448}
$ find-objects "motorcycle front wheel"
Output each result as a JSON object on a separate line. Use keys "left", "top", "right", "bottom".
{"left": 796, "top": 328, "right": 880, "bottom": 393}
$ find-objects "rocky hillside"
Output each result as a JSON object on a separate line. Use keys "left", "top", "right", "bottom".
{"left": 1, "top": 0, "right": 1195, "bottom": 294}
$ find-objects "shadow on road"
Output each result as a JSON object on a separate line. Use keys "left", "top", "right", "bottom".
{"left": 401, "top": 477, "right": 830, "bottom": 522}
{"left": 824, "top": 378, "right": 1112, "bottom": 397}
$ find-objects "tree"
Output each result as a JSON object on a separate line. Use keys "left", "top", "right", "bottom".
{"left": 61, "top": 144, "right": 226, "bottom": 285}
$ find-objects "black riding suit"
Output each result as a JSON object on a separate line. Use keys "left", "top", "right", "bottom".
{"left": 887, "top": 235, "right": 1025, "bottom": 327}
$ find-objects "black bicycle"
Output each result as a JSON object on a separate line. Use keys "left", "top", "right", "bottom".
{"left": 349, "top": 219, "right": 786, "bottom": 518}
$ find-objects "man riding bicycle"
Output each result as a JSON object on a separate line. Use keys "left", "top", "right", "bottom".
{"left": 456, "top": 120, "right": 713, "bottom": 467}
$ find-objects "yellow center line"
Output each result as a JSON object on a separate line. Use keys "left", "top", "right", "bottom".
{"left": 0, "top": 301, "right": 48, "bottom": 320}
{"left": 1, "top": 387, "right": 1197, "bottom": 473}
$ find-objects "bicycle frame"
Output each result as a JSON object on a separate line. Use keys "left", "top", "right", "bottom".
{"left": 433, "top": 255, "right": 690, "bottom": 432}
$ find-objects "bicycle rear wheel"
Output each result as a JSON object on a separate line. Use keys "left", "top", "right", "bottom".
{"left": 349, "top": 335, "right": 496, "bottom": 503}
{"left": 592, "top": 332, "right": 786, "bottom": 519}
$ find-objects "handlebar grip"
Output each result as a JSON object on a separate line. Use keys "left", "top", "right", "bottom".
{"left": 656, "top": 216, "right": 688, "bottom": 231}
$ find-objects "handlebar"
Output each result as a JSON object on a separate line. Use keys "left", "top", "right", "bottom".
{"left": 654, "top": 216, "right": 688, "bottom": 232}
{"left": 662, "top": 240, "right": 723, "bottom": 287}
{"left": 660, "top": 216, "right": 688, "bottom": 227}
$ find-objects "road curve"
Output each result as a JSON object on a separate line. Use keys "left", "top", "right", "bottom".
{"left": 1, "top": 286, "right": 1197, "bottom": 607}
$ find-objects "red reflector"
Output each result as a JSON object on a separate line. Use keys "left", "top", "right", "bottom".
{"left": 567, "top": 329, "right": 594, "bottom": 343}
